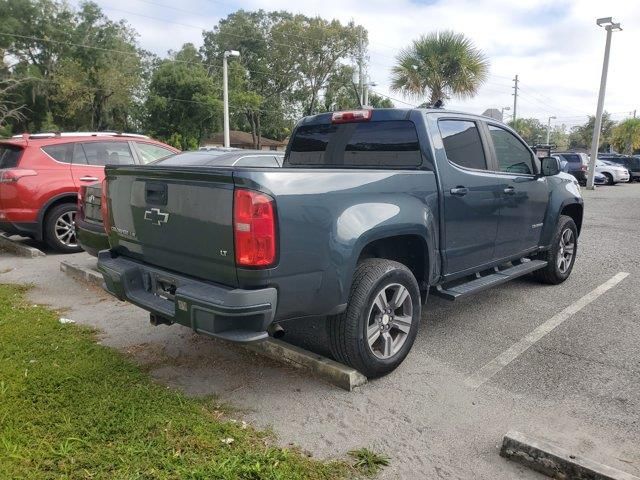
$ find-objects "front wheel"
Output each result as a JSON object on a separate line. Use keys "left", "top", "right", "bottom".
{"left": 604, "top": 172, "right": 614, "bottom": 185}
{"left": 328, "top": 259, "right": 421, "bottom": 378}
{"left": 532, "top": 215, "right": 577, "bottom": 285}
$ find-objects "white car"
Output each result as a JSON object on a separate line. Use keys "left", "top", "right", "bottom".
{"left": 595, "top": 159, "right": 630, "bottom": 184}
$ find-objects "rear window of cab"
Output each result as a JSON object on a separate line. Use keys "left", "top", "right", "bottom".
{"left": 288, "top": 120, "right": 422, "bottom": 168}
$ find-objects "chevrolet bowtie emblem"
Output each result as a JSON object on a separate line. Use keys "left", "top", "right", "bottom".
{"left": 144, "top": 208, "right": 169, "bottom": 226}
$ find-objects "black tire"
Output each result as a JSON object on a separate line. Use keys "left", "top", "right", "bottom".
{"left": 327, "top": 259, "right": 421, "bottom": 378}
{"left": 532, "top": 215, "right": 577, "bottom": 285}
{"left": 604, "top": 172, "right": 614, "bottom": 185}
{"left": 44, "top": 203, "right": 82, "bottom": 253}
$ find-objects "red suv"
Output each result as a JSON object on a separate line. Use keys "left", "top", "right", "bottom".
{"left": 0, "top": 132, "right": 178, "bottom": 252}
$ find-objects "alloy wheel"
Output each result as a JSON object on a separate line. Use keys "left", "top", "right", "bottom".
{"left": 366, "top": 283, "right": 413, "bottom": 360}
{"left": 54, "top": 211, "right": 78, "bottom": 248}
{"left": 557, "top": 228, "right": 575, "bottom": 274}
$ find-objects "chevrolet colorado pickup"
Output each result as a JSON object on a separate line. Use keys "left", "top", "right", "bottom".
{"left": 98, "top": 108, "right": 583, "bottom": 377}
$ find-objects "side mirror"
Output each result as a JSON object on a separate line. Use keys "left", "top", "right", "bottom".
{"left": 540, "top": 156, "right": 561, "bottom": 176}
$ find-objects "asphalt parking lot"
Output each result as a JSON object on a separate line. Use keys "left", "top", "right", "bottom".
{"left": 1, "top": 184, "right": 638, "bottom": 479}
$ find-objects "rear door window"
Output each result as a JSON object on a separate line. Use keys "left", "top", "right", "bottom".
{"left": 0, "top": 145, "right": 24, "bottom": 168}
{"left": 81, "top": 142, "right": 135, "bottom": 166}
{"left": 488, "top": 125, "right": 536, "bottom": 175}
{"left": 438, "top": 120, "right": 487, "bottom": 170}
{"left": 288, "top": 120, "right": 422, "bottom": 168}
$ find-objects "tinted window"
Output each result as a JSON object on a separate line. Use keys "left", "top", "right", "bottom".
{"left": 438, "top": 120, "right": 487, "bottom": 170}
{"left": 0, "top": 145, "right": 23, "bottom": 168}
{"left": 489, "top": 125, "right": 535, "bottom": 174}
{"left": 135, "top": 142, "right": 175, "bottom": 164}
{"left": 42, "top": 144, "right": 73, "bottom": 163}
{"left": 288, "top": 120, "right": 422, "bottom": 168}
{"left": 235, "top": 156, "right": 280, "bottom": 168}
{"left": 81, "top": 142, "right": 135, "bottom": 166}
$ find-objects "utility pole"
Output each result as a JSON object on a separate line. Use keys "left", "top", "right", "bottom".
{"left": 358, "top": 29, "right": 364, "bottom": 107}
{"left": 546, "top": 116, "right": 556, "bottom": 144}
{"left": 512, "top": 75, "right": 519, "bottom": 122}
{"left": 222, "top": 50, "right": 240, "bottom": 148}
{"left": 587, "top": 17, "right": 622, "bottom": 190}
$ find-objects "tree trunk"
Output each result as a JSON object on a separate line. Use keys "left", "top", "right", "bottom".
{"left": 256, "top": 114, "right": 262, "bottom": 150}
{"left": 247, "top": 110, "right": 257, "bottom": 149}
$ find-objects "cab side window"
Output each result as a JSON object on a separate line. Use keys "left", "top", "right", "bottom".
{"left": 438, "top": 120, "right": 487, "bottom": 170}
{"left": 488, "top": 125, "right": 535, "bottom": 175}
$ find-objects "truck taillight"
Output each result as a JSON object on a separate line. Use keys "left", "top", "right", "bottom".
{"left": 331, "top": 109, "right": 372, "bottom": 124}
{"left": 101, "top": 179, "right": 111, "bottom": 233}
{"left": 234, "top": 189, "right": 276, "bottom": 267}
{"left": 0, "top": 169, "right": 37, "bottom": 183}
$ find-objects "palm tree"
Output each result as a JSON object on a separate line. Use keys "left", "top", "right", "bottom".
{"left": 390, "top": 31, "right": 489, "bottom": 106}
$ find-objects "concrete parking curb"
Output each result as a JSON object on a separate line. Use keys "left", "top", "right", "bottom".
{"left": 500, "top": 431, "right": 640, "bottom": 480}
{"left": 245, "top": 338, "right": 368, "bottom": 391}
{"left": 60, "top": 260, "right": 104, "bottom": 287}
{"left": 0, "top": 235, "right": 45, "bottom": 258}
{"left": 59, "top": 260, "right": 368, "bottom": 391}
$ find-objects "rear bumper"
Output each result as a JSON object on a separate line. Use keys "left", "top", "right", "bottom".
{"left": 97, "top": 251, "right": 276, "bottom": 342}
{"left": 0, "top": 221, "right": 39, "bottom": 239}
{"left": 76, "top": 218, "right": 108, "bottom": 257}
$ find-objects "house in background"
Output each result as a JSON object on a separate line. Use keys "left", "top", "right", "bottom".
{"left": 201, "top": 130, "right": 286, "bottom": 151}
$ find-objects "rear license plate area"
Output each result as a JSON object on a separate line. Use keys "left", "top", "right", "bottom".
{"left": 153, "top": 275, "right": 177, "bottom": 302}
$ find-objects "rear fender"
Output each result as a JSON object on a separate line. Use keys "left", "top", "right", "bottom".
{"left": 338, "top": 200, "right": 438, "bottom": 305}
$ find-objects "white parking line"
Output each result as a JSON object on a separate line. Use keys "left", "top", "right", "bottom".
{"left": 465, "top": 272, "right": 630, "bottom": 389}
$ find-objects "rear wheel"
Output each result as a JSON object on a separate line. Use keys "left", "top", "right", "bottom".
{"left": 532, "top": 215, "right": 577, "bottom": 285}
{"left": 44, "top": 203, "right": 82, "bottom": 253}
{"left": 328, "top": 259, "right": 421, "bottom": 378}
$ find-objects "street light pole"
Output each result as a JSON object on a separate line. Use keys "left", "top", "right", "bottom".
{"left": 546, "top": 116, "right": 556, "bottom": 144}
{"left": 587, "top": 17, "right": 622, "bottom": 190}
{"left": 363, "top": 78, "right": 377, "bottom": 107}
{"left": 501, "top": 106, "right": 511, "bottom": 122}
{"left": 223, "top": 50, "right": 240, "bottom": 148}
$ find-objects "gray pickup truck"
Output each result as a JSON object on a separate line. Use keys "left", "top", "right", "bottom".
{"left": 98, "top": 108, "right": 583, "bottom": 377}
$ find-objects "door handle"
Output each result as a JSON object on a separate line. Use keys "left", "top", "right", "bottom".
{"left": 80, "top": 176, "right": 99, "bottom": 182}
{"left": 503, "top": 186, "right": 516, "bottom": 195}
{"left": 450, "top": 186, "right": 469, "bottom": 196}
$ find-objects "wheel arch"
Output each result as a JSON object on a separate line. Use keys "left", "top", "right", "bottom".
{"left": 351, "top": 230, "right": 435, "bottom": 295}
{"left": 37, "top": 192, "right": 78, "bottom": 241}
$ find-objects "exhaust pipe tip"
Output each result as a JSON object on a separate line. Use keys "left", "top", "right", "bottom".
{"left": 268, "top": 323, "right": 285, "bottom": 339}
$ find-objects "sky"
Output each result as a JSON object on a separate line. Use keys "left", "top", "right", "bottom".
{"left": 82, "top": 0, "right": 640, "bottom": 129}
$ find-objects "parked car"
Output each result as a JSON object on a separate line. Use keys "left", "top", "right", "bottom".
{"left": 0, "top": 132, "right": 178, "bottom": 252}
{"left": 555, "top": 156, "right": 606, "bottom": 186}
{"left": 552, "top": 152, "right": 588, "bottom": 185}
{"left": 593, "top": 171, "right": 607, "bottom": 185}
{"left": 98, "top": 108, "right": 583, "bottom": 377}
{"left": 595, "top": 158, "right": 630, "bottom": 184}
{"left": 76, "top": 150, "right": 284, "bottom": 256}
{"left": 598, "top": 154, "right": 640, "bottom": 182}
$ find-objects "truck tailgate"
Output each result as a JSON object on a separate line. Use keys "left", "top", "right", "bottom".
{"left": 105, "top": 165, "right": 237, "bottom": 286}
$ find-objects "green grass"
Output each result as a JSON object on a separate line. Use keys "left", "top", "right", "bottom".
{"left": 0, "top": 284, "right": 378, "bottom": 479}
{"left": 348, "top": 449, "right": 390, "bottom": 476}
